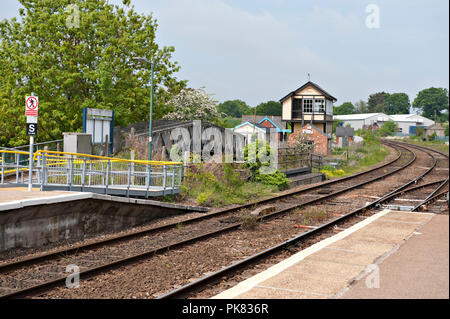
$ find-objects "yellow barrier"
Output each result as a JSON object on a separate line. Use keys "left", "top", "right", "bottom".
{"left": 0, "top": 149, "right": 182, "bottom": 176}
{"left": 33, "top": 150, "right": 182, "bottom": 166}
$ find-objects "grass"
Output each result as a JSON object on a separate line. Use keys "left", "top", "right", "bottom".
{"left": 240, "top": 214, "right": 259, "bottom": 230}
{"left": 403, "top": 137, "right": 449, "bottom": 155}
{"left": 321, "top": 140, "right": 391, "bottom": 179}
{"left": 295, "top": 207, "right": 332, "bottom": 226}
{"left": 179, "top": 163, "right": 276, "bottom": 207}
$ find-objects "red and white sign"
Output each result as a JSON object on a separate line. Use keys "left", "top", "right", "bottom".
{"left": 25, "top": 96, "right": 39, "bottom": 116}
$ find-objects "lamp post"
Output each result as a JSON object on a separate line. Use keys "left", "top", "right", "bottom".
{"left": 133, "top": 57, "right": 154, "bottom": 161}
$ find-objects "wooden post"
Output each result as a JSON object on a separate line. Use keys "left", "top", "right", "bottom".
{"left": 105, "top": 134, "right": 109, "bottom": 157}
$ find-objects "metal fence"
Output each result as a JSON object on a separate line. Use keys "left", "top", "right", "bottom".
{"left": 0, "top": 150, "right": 183, "bottom": 197}
{"left": 277, "top": 147, "right": 312, "bottom": 171}
{"left": 0, "top": 139, "right": 63, "bottom": 153}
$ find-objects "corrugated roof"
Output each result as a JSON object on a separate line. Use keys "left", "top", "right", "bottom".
{"left": 334, "top": 113, "right": 388, "bottom": 120}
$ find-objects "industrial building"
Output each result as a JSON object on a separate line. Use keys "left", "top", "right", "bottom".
{"left": 334, "top": 113, "right": 435, "bottom": 135}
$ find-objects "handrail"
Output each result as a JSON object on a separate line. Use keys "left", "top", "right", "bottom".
{"left": 32, "top": 150, "right": 182, "bottom": 166}
{"left": 0, "top": 150, "right": 31, "bottom": 156}
{"left": 0, "top": 149, "right": 182, "bottom": 166}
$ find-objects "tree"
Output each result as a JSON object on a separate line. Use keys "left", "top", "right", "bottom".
{"left": 333, "top": 102, "right": 355, "bottom": 115}
{"left": 376, "top": 120, "right": 398, "bottom": 137}
{"left": 385, "top": 93, "right": 410, "bottom": 115}
{"left": 0, "top": 0, "right": 186, "bottom": 147}
{"left": 255, "top": 101, "right": 282, "bottom": 116}
{"left": 412, "top": 87, "right": 449, "bottom": 122}
{"left": 216, "top": 99, "right": 250, "bottom": 118}
{"left": 354, "top": 100, "right": 369, "bottom": 113}
{"left": 368, "top": 92, "right": 389, "bottom": 113}
{"left": 163, "top": 87, "right": 223, "bottom": 121}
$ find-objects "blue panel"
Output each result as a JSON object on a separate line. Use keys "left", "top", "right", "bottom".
{"left": 82, "top": 108, "right": 87, "bottom": 133}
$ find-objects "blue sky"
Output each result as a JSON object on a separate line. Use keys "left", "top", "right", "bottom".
{"left": 1, "top": 0, "right": 448, "bottom": 107}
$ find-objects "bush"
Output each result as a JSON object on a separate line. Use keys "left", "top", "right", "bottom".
{"left": 376, "top": 121, "right": 398, "bottom": 137}
{"left": 180, "top": 163, "right": 275, "bottom": 207}
{"left": 354, "top": 129, "right": 379, "bottom": 145}
{"left": 427, "top": 132, "right": 437, "bottom": 141}
{"left": 243, "top": 139, "right": 290, "bottom": 190}
{"left": 254, "top": 170, "right": 290, "bottom": 190}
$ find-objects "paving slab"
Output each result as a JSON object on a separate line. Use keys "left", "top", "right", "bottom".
{"left": 0, "top": 187, "right": 74, "bottom": 203}
{"left": 307, "top": 247, "right": 378, "bottom": 266}
{"left": 340, "top": 214, "right": 449, "bottom": 299}
{"left": 237, "top": 286, "right": 328, "bottom": 299}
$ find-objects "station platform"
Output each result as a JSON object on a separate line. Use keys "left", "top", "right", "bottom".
{"left": 213, "top": 209, "right": 449, "bottom": 299}
{"left": 0, "top": 186, "right": 208, "bottom": 251}
{"left": 0, "top": 186, "right": 206, "bottom": 212}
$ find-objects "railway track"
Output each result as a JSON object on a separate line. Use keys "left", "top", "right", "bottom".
{"left": 157, "top": 142, "right": 448, "bottom": 299}
{"left": 0, "top": 141, "right": 446, "bottom": 299}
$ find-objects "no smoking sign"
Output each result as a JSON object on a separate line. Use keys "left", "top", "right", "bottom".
{"left": 25, "top": 96, "right": 39, "bottom": 116}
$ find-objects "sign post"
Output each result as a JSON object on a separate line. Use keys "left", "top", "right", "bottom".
{"left": 26, "top": 94, "right": 38, "bottom": 191}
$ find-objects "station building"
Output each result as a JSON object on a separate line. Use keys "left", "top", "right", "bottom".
{"left": 334, "top": 113, "right": 435, "bottom": 135}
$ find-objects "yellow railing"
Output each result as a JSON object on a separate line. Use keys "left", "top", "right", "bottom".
{"left": 33, "top": 150, "right": 182, "bottom": 166}
{"left": 0, "top": 149, "right": 183, "bottom": 176}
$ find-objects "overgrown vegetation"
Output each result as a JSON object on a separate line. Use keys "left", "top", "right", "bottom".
{"left": 295, "top": 207, "right": 332, "bottom": 226}
{"left": 323, "top": 130, "right": 390, "bottom": 178}
{"left": 178, "top": 140, "right": 291, "bottom": 207}
{"left": 179, "top": 163, "right": 276, "bottom": 207}
{"left": 244, "top": 140, "right": 290, "bottom": 190}
{"left": 404, "top": 137, "right": 449, "bottom": 155}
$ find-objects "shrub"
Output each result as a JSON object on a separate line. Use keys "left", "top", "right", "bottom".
{"left": 180, "top": 163, "right": 275, "bottom": 207}
{"left": 254, "top": 170, "right": 290, "bottom": 190}
{"left": 243, "top": 139, "right": 290, "bottom": 190}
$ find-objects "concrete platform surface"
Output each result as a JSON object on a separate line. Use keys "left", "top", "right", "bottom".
{"left": 212, "top": 209, "right": 449, "bottom": 299}
{"left": 340, "top": 214, "right": 449, "bottom": 299}
{"left": 0, "top": 186, "right": 208, "bottom": 212}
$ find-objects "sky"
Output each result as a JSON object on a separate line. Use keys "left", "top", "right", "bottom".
{"left": 1, "top": 0, "right": 449, "bottom": 108}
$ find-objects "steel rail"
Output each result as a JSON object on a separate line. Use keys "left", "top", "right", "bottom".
{"left": 158, "top": 143, "right": 442, "bottom": 299}
{"left": 0, "top": 142, "right": 417, "bottom": 299}
{"left": 0, "top": 142, "right": 403, "bottom": 273}
{"left": 418, "top": 190, "right": 449, "bottom": 209}
{"left": 412, "top": 177, "right": 449, "bottom": 211}
{"left": 387, "top": 141, "right": 448, "bottom": 212}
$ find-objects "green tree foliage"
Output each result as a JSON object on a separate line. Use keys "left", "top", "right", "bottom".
{"left": 216, "top": 99, "right": 251, "bottom": 118}
{"left": 376, "top": 120, "right": 398, "bottom": 137}
{"left": 385, "top": 93, "right": 410, "bottom": 114}
{"left": 368, "top": 92, "right": 389, "bottom": 113}
{"left": 412, "top": 87, "right": 449, "bottom": 122}
{"left": 354, "top": 100, "right": 369, "bottom": 113}
{"left": 0, "top": 0, "right": 186, "bottom": 146}
{"left": 255, "top": 101, "right": 282, "bottom": 116}
{"left": 333, "top": 102, "right": 355, "bottom": 115}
